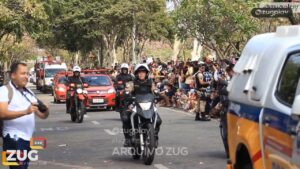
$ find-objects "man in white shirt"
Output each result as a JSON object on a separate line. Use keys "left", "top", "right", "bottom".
{"left": 0, "top": 62, "right": 49, "bottom": 169}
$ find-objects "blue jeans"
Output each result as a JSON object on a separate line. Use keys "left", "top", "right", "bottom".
{"left": 2, "top": 134, "right": 31, "bottom": 169}
{"left": 180, "top": 83, "right": 190, "bottom": 93}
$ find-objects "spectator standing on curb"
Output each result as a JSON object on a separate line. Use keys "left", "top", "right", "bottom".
{"left": 0, "top": 62, "right": 49, "bottom": 169}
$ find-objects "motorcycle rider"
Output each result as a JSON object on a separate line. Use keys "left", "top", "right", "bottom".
{"left": 123, "top": 63, "right": 162, "bottom": 147}
{"left": 115, "top": 63, "right": 133, "bottom": 112}
{"left": 115, "top": 63, "right": 134, "bottom": 146}
{"left": 219, "top": 64, "right": 234, "bottom": 158}
{"left": 66, "top": 66, "right": 85, "bottom": 114}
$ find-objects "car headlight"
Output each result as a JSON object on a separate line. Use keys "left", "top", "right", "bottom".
{"left": 76, "top": 88, "right": 83, "bottom": 94}
{"left": 108, "top": 88, "right": 115, "bottom": 94}
{"left": 139, "top": 102, "right": 152, "bottom": 111}
{"left": 57, "top": 87, "right": 65, "bottom": 92}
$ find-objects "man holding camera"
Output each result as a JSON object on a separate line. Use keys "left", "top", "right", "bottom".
{"left": 0, "top": 62, "right": 49, "bottom": 169}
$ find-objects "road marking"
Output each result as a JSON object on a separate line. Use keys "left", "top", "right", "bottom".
{"left": 40, "top": 127, "right": 69, "bottom": 132}
{"left": 35, "top": 160, "right": 95, "bottom": 169}
{"left": 154, "top": 164, "right": 170, "bottom": 169}
{"left": 91, "top": 121, "right": 100, "bottom": 125}
{"left": 104, "top": 129, "right": 119, "bottom": 136}
{"left": 56, "top": 127, "right": 69, "bottom": 131}
{"left": 84, "top": 115, "right": 90, "bottom": 118}
{"left": 40, "top": 128, "right": 54, "bottom": 132}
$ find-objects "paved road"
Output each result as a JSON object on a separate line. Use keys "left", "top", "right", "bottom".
{"left": 1, "top": 84, "right": 227, "bottom": 169}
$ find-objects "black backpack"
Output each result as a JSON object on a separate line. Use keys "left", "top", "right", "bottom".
{"left": 0, "top": 84, "right": 13, "bottom": 137}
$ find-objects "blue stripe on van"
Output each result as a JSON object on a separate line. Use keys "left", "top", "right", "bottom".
{"left": 228, "top": 102, "right": 298, "bottom": 135}
{"left": 228, "top": 102, "right": 261, "bottom": 123}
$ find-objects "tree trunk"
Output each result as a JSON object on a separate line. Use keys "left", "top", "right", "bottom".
{"left": 171, "top": 0, "right": 180, "bottom": 61}
{"left": 100, "top": 39, "right": 105, "bottom": 68}
{"left": 103, "top": 34, "right": 118, "bottom": 67}
{"left": 112, "top": 35, "right": 118, "bottom": 65}
{"left": 137, "top": 39, "right": 147, "bottom": 60}
{"left": 172, "top": 36, "right": 181, "bottom": 61}
{"left": 191, "top": 38, "right": 202, "bottom": 61}
{"left": 74, "top": 51, "right": 80, "bottom": 65}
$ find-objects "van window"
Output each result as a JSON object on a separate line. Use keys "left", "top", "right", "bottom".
{"left": 276, "top": 52, "right": 300, "bottom": 106}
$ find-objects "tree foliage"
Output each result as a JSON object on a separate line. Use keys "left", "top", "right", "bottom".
{"left": 0, "top": 0, "right": 48, "bottom": 66}
{"left": 36, "top": 0, "right": 173, "bottom": 66}
{"left": 173, "top": 0, "right": 260, "bottom": 59}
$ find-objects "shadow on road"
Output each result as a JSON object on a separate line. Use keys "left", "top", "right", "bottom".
{"left": 109, "top": 155, "right": 146, "bottom": 165}
{"left": 197, "top": 150, "right": 227, "bottom": 159}
{"left": 101, "top": 118, "right": 121, "bottom": 122}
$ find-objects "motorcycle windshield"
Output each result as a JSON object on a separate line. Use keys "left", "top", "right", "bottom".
{"left": 135, "top": 93, "right": 155, "bottom": 119}
{"left": 135, "top": 93, "right": 154, "bottom": 103}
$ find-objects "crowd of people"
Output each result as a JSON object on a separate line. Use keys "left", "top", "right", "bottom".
{"left": 110, "top": 56, "right": 236, "bottom": 121}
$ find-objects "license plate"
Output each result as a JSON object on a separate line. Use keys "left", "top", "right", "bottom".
{"left": 93, "top": 99, "right": 104, "bottom": 103}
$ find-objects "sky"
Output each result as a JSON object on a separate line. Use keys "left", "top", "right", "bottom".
{"left": 166, "top": 1, "right": 175, "bottom": 11}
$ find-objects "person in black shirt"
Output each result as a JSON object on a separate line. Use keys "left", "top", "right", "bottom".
{"left": 115, "top": 63, "right": 133, "bottom": 112}
{"left": 122, "top": 63, "right": 162, "bottom": 147}
{"left": 66, "top": 66, "right": 84, "bottom": 114}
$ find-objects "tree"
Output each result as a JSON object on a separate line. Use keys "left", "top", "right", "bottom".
{"left": 38, "top": 0, "right": 173, "bottom": 67}
{"left": 173, "top": 0, "right": 260, "bottom": 59}
{"left": 0, "top": 0, "right": 48, "bottom": 68}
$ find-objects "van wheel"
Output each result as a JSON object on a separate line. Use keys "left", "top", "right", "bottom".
{"left": 235, "top": 145, "right": 253, "bottom": 169}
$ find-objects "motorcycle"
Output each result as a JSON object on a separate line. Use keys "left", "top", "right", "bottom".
{"left": 126, "top": 92, "right": 159, "bottom": 165}
{"left": 115, "top": 80, "right": 125, "bottom": 112}
{"left": 218, "top": 80, "right": 229, "bottom": 158}
{"left": 69, "top": 83, "right": 88, "bottom": 123}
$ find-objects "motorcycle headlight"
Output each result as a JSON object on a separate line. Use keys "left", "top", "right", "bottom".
{"left": 76, "top": 88, "right": 83, "bottom": 94}
{"left": 108, "top": 88, "right": 115, "bottom": 94}
{"left": 139, "top": 102, "right": 152, "bottom": 111}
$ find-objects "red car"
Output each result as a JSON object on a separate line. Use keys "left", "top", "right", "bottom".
{"left": 52, "top": 72, "right": 72, "bottom": 103}
{"left": 82, "top": 70, "right": 116, "bottom": 110}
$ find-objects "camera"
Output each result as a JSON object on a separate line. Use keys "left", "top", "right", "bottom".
{"left": 35, "top": 99, "right": 48, "bottom": 113}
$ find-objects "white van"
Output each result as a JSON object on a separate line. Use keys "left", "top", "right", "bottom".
{"left": 38, "top": 63, "right": 67, "bottom": 92}
{"left": 226, "top": 25, "right": 300, "bottom": 169}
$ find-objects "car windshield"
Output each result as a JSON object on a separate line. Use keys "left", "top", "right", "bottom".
{"left": 58, "top": 77, "right": 67, "bottom": 84}
{"left": 83, "top": 76, "right": 111, "bottom": 86}
{"left": 45, "top": 69, "right": 66, "bottom": 78}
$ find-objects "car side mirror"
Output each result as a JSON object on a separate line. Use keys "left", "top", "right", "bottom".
{"left": 292, "top": 95, "right": 300, "bottom": 116}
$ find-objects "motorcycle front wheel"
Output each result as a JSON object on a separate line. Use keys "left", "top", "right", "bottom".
{"left": 131, "top": 146, "right": 141, "bottom": 160}
{"left": 70, "top": 106, "right": 76, "bottom": 122}
{"left": 143, "top": 123, "right": 156, "bottom": 165}
{"left": 76, "top": 101, "right": 85, "bottom": 123}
